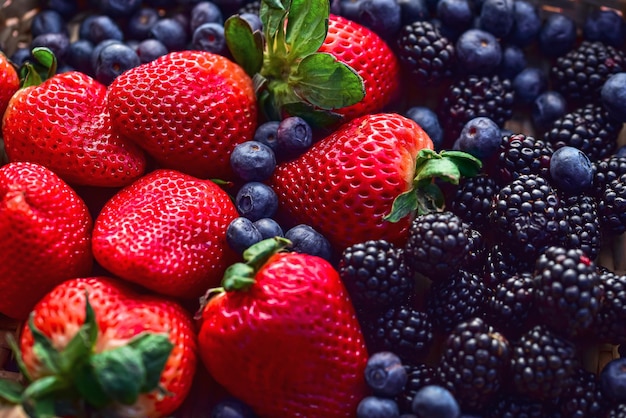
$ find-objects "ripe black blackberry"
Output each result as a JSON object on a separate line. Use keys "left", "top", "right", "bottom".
{"left": 449, "top": 174, "right": 500, "bottom": 231}
{"left": 489, "top": 133, "right": 553, "bottom": 186}
{"left": 550, "top": 41, "right": 626, "bottom": 102}
{"left": 425, "top": 269, "right": 487, "bottom": 333}
{"left": 483, "top": 273, "right": 536, "bottom": 340}
{"left": 396, "top": 363, "right": 436, "bottom": 414}
{"left": 485, "top": 243, "right": 535, "bottom": 288}
{"left": 607, "top": 403, "right": 626, "bottom": 418}
{"left": 338, "top": 240, "right": 414, "bottom": 314}
{"left": 437, "top": 74, "right": 515, "bottom": 146}
{"left": 593, "top": 267, "right": 626, "bottom": 345}
{"left": 464, "top": 228, "right": 487, "bottom": 275}
{"left": 489, "top": 174, "right": 568, "bottom": 261}
{"left": 396, "top": 20, "right": 456, "bottom": 85}
{"left": 403, "top": 211, "right": 471, "bottom": 281}
{"left": 544, "top": 103, "right": 622, "bottom": 162}
{"left": 559, "top": 193, "right": 602, "bottom": 260}
{"left": 557, "top": 369, "right": 608, "bottom": 418}
{"left": 485, "top": 394, "right": 545, "bottom": 418}
{"left": 510, "top": 324, "right": 578, "bottom": 401}
{"left": 436, "top": 317, "right": 510, "bottom": 412}
{"left": 593, "top": 155, "right": 626, "bottom": 190}
{"left": 598, "top": 173, "right": 626, "bottom": 235}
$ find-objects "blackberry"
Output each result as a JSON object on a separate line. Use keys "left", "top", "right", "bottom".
{"left": 544, "top": 103, "right": 622, "bottom": 162}
{"left": 594, "top": 267, "right": 626, "bottom": 345}
{"left": 237, "top": 0, "right": 260, "bottom": 14}
{"left": 490, "top": 133, "right": 553, "bottom": 186}
{"left": 483, "top": 273, "right": 536, "bottom": 340}
{"left": 396, "top": 363, "right": 436, "bottom": 414}
{"left": 449, "top": 174, "right": 500, "bottom": 231}
{"left": 425, "top": 270, "right": 487, "bottom": 333}
{"left": 510, "top": 324, "right": 578, "bottom": 401}
{"left": 396, "top": 20, "right": 456, "bottom": 85}
{"left": 438, "top": 73, "right": 515, "bottom": 146}
{"left": 559, "top": 193, "right": 602, "bottom": 260}
{"left": 598, "top": 173, "right": 626, "bottom": 235}
{"left": 338, "top": 240, "right": 415, "bottom": 314}
{"left": 607, "top": 404, "right": 626, "bottom": 418}
{"left": 485, "top": 394, "right": 545, "bottom": 418}
{"left": 465, "top": 228, "right": 487, "bottom": 275}
{"left": 558, "top": 368, "right": 608, "bottom": 418}
{"left": 485, "top": 243, "right": 535, "bottom": 288}
{"left": 436, "top": 317, "right": 510, "bottom": 412}
{"left": 489, "top": 174, "right": 568, "bottom": 261}
{"left": 550, "top": 40, "right": 626, "bottom": 102}
{"left": 404, "top": 211, "right": 470, "bottom": 281}
{"left": 592, "top": 155, "right": 626, "bottom": 194}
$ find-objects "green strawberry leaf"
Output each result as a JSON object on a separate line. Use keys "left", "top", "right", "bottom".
{"left": 28, "top": 314, "right": 61, "bottom": 375}
{"left": 0, "top": 379, "right": 24, "bottom": 403}
{"left": 260, "top": 0, "right": 288, "bottom": 57}
{"left": 225, "top": 15, "right": 264, "bottom": 77}
{"left": 222, "top": 263, "right": 256, "bottom": 291}
{"left": 58, "top": 294, "right": 98, "bottom": 374}
{"left": 91, "top": 346, "right": 145, "bottom": 405}
{"left": 285, "top": 0, "right": 329, "bottom": 60}
{"left": 383, "top": 190, "right": 418, "bottom": 223}
{"left": 72, "top": 361, "right": 110, "bottom": 409}
{"left": 19, "top": 63, "right": 43, "bottom": 88}
{"left": 31, "top": 47, "right": 57, "bottom": 80}
{"left": 414, "top": 157, "right": 461, "bottom": 185}
{"left": 292, "top": 53, "right": 365, "bottom": 110}
{"left": 440, "top": 151, "right": 483, "bottom": 178}
{"left": 126, "top": 333, "right": 173, "bottom": 393}
{"left": 22, "top": 375, "right": 69, "bottom": 403}
{"left": 5, "top": 334, "right": 32, "bottom": 382}
{"left": 416, "top": 183, "right": 445, "bottom": 215}
{"left": 23, "top": 394, "right": 57, "bottom": 418}
{"left": 281, "top": 102, "right": 344, "bottom": 128}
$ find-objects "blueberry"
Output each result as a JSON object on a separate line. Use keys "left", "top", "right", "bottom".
{"left": 498, "top": 44, "right": 526, "bottom": 79}
{"left": 411, "top": 385, "right": 461, "bottom": 418}
{"left": 83, "top": 15, "right": 124, "bottom": 45}
{"left": 192, "top": 23, "right": 226, "bottom": 54}
{"left": 235, "top": 182, "right": 279, "bottom": 222}
{"left": 190, "top": 1, "right": 224, "bottom": 33}
{"left": 531, "top": 91, "right": 567, "bottom": 131}
{"left": 478, "top": 0, "right": 515, "bottom": 38}
{"left": 136, "top": 39, "right": 168, "bottom": 63}
{"left": 357, "top": 0, "right": 402, "bottom": 40}
{"left": 616, "top": 146, "right": 626, "bottom": 159}
{"left": 340, "top": 0, "right": 362, "bottom": 21}
{"left": 95, "top": 43, "right": 141, "bottom": 85}
{"left": 601, "top": 72, "right": 626, "bottom": 123}
{"left": 150, "top": 18, "right": 189, "bottom": 52}
{"left": 456, "top": 116, "right": 501, "bottom": 160}
{"left": 539, "top": 14, "right": 576, "bottom": 57}
{"left": 66, "top": 40, "right": 95, "bottom": 74}
{"left": 253, "top": 121, "right": 280, "bottom": 152}
{"left": 277, "top": 116, "right": 313, "bottom": 158}
{"left": 436, "top": 0, "right": 473, "bottom": 38}
{"left": 253, "top": 218, "right": 284, "bottom": 239}
{"left": 455, "top": 29, "right": 502, "bottom": 75}
{"left": 10, "top": 48, "right": 32, "bottom": 67}
{"left": 98, "top": 0, "right": 142, "bottom": 17}
{"left": 512, "top": 67, "right": 547, "bottom": 104}
{"left": 126, "top": 7, "right": 160, "bottom": 41}
{"left": 239, "top": 13, "right": 263, "bottom": 33}
{"left": 285, "top": 225, "right": 333, "bottom": 261}
{"left": 91, "top": 39, "right": 122, "bottom": 77}
{"left": 601, "top": 358, "right": 626, "bottom": 403}
{"left": 43, "top": 0, "right": 79, "bottom": 18}
{"left": 226, "top": 217, "right": 264, "bottom": 254}
{"left": 364, "top": 352, "right": 407, "bottom": 397}
{"left": 211, "top": 397, "right": 257, "bottom": 418}
{"left": 397, "top": 0, "right": 430, "bottom": 25}
{"left": 31, "top": 33, "right": 70, "bottom": 62}
{"left": 549, "top": 146, "right": 593, "bottom": 194}
{"left": 56, "top": 63, "right": 74, "bottom": 74}
{"left": 230, "top": 141, "right": 276, "bottom": 182}
{"left": 506, "top": 0, "right": 541, "bottom": 47}
{"left": 357, "top": 396, "right": 400, "bottom": 418}
{"left": 31, "top": 10, "right": 67, "bottom": 38}
{"left": 583, "top": 9, "right": 626, "bottom": 48}
{"left": 404, "top": 106, "right": 444, "bottom": 150}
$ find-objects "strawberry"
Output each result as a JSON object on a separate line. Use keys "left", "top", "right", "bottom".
{"left": 2, "top": 52, "right": 147, "bottom": 187}
{"left": 2, "top": 276, "right": 197, "bottom": 417}
{"left": 198, "top": 238, "right": 369, "bottom": 418}
{"left": 107, "top": 50, "right": 257, "bottom": 180}
{"left": 91, "top": 169, "right": 239, "bottom": 300}
{"left": 0, "top": 161, "right": 93, "bottom": 320}
{"left": 0, "top": 52, "right": 19, "bottom": 118}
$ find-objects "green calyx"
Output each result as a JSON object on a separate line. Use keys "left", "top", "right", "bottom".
{"left": 0, "top": 293, "right": 173, "bottom": 417}
{"left": 384, "top": 149, "right": 483, "bottom": 222}
{"left": 18, "top": 47, "right": 57, "bottom": 89}
{"left": 225, "top": 0, "right": 365, "bottom": 127}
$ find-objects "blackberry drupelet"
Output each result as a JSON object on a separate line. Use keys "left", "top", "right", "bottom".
{"left": 403, "top": 211, "right": 471, "bottom": 281}
{"left": 485, "top": 243, "right": 535, "bottom": 288}
{"left": 607, "top": 404, "right": 626, "bottom": 418}
{"left": 490, "top": 174, "right": 568, "bottom": 261}
{"left": 558, "top": 368, "right": 608, "bottom": 418}
{"left": 436, "top": 317, "right": 510, "bottom": 412}
{"left": 396, "top": 20, "right": 456, "bottom": 85}
{"left": 338, "top": 239, "right": 415, "bottom": 314}
{"left": 544, "top": 103, "right": 622, "bottom": 162}
{"left": 485, "top": 394, "right": 545, "bottom": 418}
{"left": 396, "top": 363, "right": 436, "bottom": 414}
{"left": 560, "top": 193, "right": 602, "bottom": 260}
{"left": 510, "top": 324, "right": 578, "bottom": 401}
{"left": 592, "top": 155, "right": 626, "bottom": 194}
{"left": 483, "top": 273, "right": 536, "bottom": 340}
{"left": 594, "top": 267, "right": 626, "bottom": 345}
{"left": 490, "top": 133, "right": 553, "bottom": 186}
{"left": 449, "top": 174, "right": 500, "bottom": 231}
{"left": 438, "top": 74, "right": 515, "bottom": 146}
{"left": 465, "top": 228, "right": 487, "bottom": 275}
{"left": 598, "top": 173, "right": 626, "bottom": 235}
{"left": 426, "top": 269, "right": 487, "bottom": 333}
{"left": 550, "top": 40, "right": 626, "bottom": 102}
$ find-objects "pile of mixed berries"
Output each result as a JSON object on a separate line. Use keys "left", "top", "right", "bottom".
{"left": 3, "top": 0, "right": 626, "bottom": 417}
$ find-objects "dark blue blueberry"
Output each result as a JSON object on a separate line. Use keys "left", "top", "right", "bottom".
{"left": 10, "top": 48, "right": 32, "bottom": 67}
{"left": 79, "top": 15, "right": 98, "bottom": 40}
{"left": 397, "top": 0, "right": 430, "bottom": 25}
{"left": 277, "top": 116, "right": 313, "bottom": 158}
{"left": 171, "top": 12, "right": 192, "bottom": 39}
{"left": 404, "top": 106, "right": 444, "bottom": 150}
{"left": 512, "top": 67, "right": 547, "bottom": 104}
{"left": 285, "top": 225, "right": 333, "bottom": 261}
{"left": 600, "top": 357, "right": 626, "bottom": 403}
{"left": 31, "top": 32, "right": 70, "bottom": 62}
{"left": 235, "top": 182, "right": 279, "bottom": 222}
{"left": 253, "top": 218, "right": 284, "bottom": 239}
{"left": 83, "top": 15, "right": 124, "bottom": 45}
{"left": 31, "top": 10, "right": 67, "bottom": 38}
{"left": 340, "top": 0, "right": 362, "bottom": 21}
{"left": 98, "top": 0, "right": 142, "bottom": 17}
{"left": 191, "top": 1, "right": 224, "bottom": 33}
{"left": 549, "top": 146, "right": 593, "bottom": 194}
{"left": 150, "top": 18, "right": 189, "bottom": 52}
{"left": 126, "top": 7, "right": 160, "bottom": 41}
{"left": 364, "top": 352, "right": 407, "bottom": 397}
{"left": 66, "top": 39, "right": 95, "bottom": 74}
{"left": 531, "top": 90, "right": 567, "bottom": 131}
{"left": 230, "top": 141, "right": 276, "bottom": 182}
{"left": 506, "top": 0, "right": 541, "bottom": 47}
{"left": 601, "top": 72, "right": 626, "bottom": 123}
{"left": 539, "top": 14, "right": 576, "bottom": 57}
{"left": 357, "top": 396, "right": 400, "bottom": 418}
{"left": 411, "top": 385, "right": 460, "bottom": 417}
{"left": 436, "top": 0, "right": 473, "bottom": 38}
{"left": 56, "top": 63, "right": 74, "bottom": 74}
{"left": 144, "top": 0, "right": 174, "bottom": 8}
{"left": 226, "top": 217, "right": 264, "bottom": 254}
{"left": 253, "top": 121, "right": 280, "bottom": 152}
{"left": 478, "top": 0, "right": 514, "bottom": 38}
{"left": 455, "top": 116, "right": 501, "bottom": 160}
{"left": 331, "top": 0, "right": 343, "bottom": 15}
{"left": 615, "top": 146, "right": 626, "bottom": 159}
{"left": 356, "top": 0, "right": 402, "bottom": 40}
{"left": 136, "top": 39, "right": 168, "bottom": 63}
{"left": 211, "top": 397, "right": 258, "bottom": 418}
{"left": 498, "top": 44, "right": 526, "bottom": 79}
{"left": 192, "top": 23, "right": 226, "bottom": 54}
{"left": 43, "top": 0, "right": 79, "bottom": 18}
{"left": 95, "top": 43, "right": 141, "bottom": 85}
{"left": 239, "top": 13, "right": 263, "bottom": 33}
{"left": 583, "top": 9, "right": 626, "bottom": 48}
{"left": 91, "top": 39, "right": 122, "bottom": 77}
{"left": 455, "top": 29, "right": 502, "bottom": 75}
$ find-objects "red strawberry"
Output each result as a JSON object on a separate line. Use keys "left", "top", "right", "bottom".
{"left": 0, "top": 52, "right": 19, "bottom": 118}
{"left": 0, "top": 161, "right": 93, "bottom": 320}
{"left": 15, "top": 276, "right": 197, "bottom": 417}
{"left": 107, "top": 50, "right": 257, "bottom": 179}
{"left": 2, "top": 70, "right": 147, "bottom": 187}
{"left": 92, "top": 169, "right": 239, "bottom": 300}
{"left": 198, "top": 238, "right": 369, "bottom": 418}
